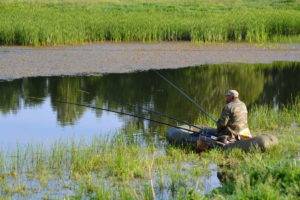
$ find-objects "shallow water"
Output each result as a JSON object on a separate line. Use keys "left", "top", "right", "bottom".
{"left": 1, "top": 43, "right": 299, "bottom": 80}
{"left": 0, "top": 62, "right": 300, "bottom": 147}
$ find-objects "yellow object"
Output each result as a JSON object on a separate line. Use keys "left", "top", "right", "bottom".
{"left": 239, "top": 128, "right": 252, "bottom": 140}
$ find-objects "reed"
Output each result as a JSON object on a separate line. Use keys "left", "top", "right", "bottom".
{"left": 0, "top": 129, "right": 298, "bottom": 199}
{"left": 208, "top": 128, "right": 300, "bottom": 199}
{"left": 0, "top": 102, "right": 299, "bottom": 198}
{"left": 0, "top": 0, "right": 299, "bottom": 45}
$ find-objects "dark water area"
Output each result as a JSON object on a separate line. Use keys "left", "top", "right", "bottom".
{"left": 0, "top": 62, "right": 299, "bottom": 147}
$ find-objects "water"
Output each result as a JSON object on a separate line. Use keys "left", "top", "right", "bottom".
{"left": 0, "top": 62, "right": 299, "bottom": 147}
{"left": 0, "top": 61, "right": 299, "bottom": 199}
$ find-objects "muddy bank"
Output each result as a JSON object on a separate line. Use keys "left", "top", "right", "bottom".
{"left": 0, "top": 42, "right": 299, "bottom": 79}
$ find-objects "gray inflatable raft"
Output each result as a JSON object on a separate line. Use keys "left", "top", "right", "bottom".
{"left": 166, "top": 126, "right": 278, "bottom": 152}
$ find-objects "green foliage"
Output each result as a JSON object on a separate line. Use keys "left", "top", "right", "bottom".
{"left": 202, "top": 126, "right": 300, "bottom": 199}
{"left": 0, "top": 132, "right": 209, "bottom": 199}
{"left": 0, "top": 0, "right": 299, "bottom": 45}
{"left": 211, "top": 153, "right": 300, "bottom": 199}
{"left": 248, "top": 105, "right": 300, "bottom": 131}
{"left": 0, "top": 126, "right": 299, "bottom": 199}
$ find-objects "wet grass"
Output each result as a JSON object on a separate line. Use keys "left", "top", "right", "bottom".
{"left": 0, "top": 132, "right": 213, "bottom": 199}
{"left": 0, "top": 103, "right": 299, "bottom": 199}
{"left": 205, "top": 128, "right": 300, "bottom": 200}
{"left": 0, "top": 0, "right": 299, "bottom": 45}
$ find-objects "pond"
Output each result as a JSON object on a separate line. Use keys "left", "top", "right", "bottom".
{"left": 0, "top": 61, "right": 299, "bottom": 148}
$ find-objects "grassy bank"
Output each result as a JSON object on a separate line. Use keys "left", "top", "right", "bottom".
{"left": 0, "top": 104, "right": 299, "bottom": 199}
{"left": 0, "top": 0, "right": 300, "bottom": 45}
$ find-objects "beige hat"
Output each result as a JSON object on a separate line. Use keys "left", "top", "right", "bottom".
{"left": 225, "top": 89, "right": 239, "bottom": 98}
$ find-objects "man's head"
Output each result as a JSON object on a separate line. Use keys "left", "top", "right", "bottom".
{"left": 225, "top": 89, "right": 239, "bottom": 103}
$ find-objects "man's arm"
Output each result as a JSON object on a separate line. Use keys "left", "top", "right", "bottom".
{"left": 216, "top": 106, "right": 230, "bottom": 130}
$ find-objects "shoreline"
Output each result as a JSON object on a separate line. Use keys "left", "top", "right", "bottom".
{"left": 0, "top": 42, "right": 299, "bottom": 80}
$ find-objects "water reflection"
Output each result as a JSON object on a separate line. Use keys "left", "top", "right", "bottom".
{"left": 0, "top": 62, "right": 299, "bottom": 145}
{"left": 0, "top": 97, "right": 123, "bottom": 147}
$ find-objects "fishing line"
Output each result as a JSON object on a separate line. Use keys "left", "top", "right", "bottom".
{"left": 78, "top": 89, "right": 203, "bottom": 130}
{"left": 154, "top": 71, "right": 217, "bottom": 123}
{"left": 28, "top": 97, "right": 201, "bottom": 134}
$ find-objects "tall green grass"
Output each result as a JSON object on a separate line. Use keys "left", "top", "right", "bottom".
{"left": 0, "top": 126, "right": 299, "bottom": 199}
{"left": 0, "top": 133, "right": 210, "bottom": 199}
{"left": 0, "top": 0, "right": 299, "bottom": 45}
{"left": 206, "top": 131, "right": 300, "bottom": 199}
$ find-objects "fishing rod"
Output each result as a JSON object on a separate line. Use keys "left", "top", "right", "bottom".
{"left": 154, "top": 71, "right": 218, "bottom": 123}
{"left": 78, "top": 89, "right": 203, "bottom": 130}
{"left": 130, "top": 104, "right": 203, "bottom": 130}
{"left": 28, "top": 97, "right": 201, "bottom": 134}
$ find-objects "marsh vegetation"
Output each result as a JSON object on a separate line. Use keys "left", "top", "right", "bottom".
{"left": 0, "top": 0, "right": 299, "bottom": 45}
{"left": 0, "top": 122, "right": 299, "bottom": 199}
{"left": 0, "top": 62, "right": 299, "bottom": 199}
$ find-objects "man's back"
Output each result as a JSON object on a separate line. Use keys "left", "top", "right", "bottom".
{"left": 217, "top": 98, "right": 248, "bottom": 134}
{"left": 226, "top": 99, "right": 248, "bottom": 132}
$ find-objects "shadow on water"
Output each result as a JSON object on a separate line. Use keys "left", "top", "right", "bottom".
{"left": 0, "top": 62, "right": 300, "bottom": 146}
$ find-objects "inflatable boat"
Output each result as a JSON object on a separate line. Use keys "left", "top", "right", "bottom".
{"left": 166, "top": 125, "right": 278, "bottom": 152}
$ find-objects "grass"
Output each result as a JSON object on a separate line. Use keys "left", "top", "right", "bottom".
{"left": 206, "top": 129, "right": 300, "bottom": 200}
{"left": 0, "top": 103, "right": 299, "bottom": 199}
{"left": 0, "top": 0, "right": 299, "bottom": 45}
{"left": 195, "top": 96, "right": 300, "bottom": 133}
{"left": 0, "top": 131, "right": 211, "bottom": 199}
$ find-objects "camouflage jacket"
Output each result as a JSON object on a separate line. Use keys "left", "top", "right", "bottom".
{"left": 216, "top": 99, "right": 249, "bottom": 136}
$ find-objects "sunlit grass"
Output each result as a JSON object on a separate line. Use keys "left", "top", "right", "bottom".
{"left": 207, "top": 127, "right": 300, "bottom": 199}
{"left": 0, "top": 121, "right": 299, "bottom": 199}
{"left": 0, "top": 130, "right": 211, "bottom": 199}
{"left": 0, "top": 92, "right": 300, "bottom": 198}
{"left": 0, "top": 0, "right": 299, "bottom": 45}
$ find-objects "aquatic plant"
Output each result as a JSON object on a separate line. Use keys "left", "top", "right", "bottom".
{"left": 0, "top": 128, "right": 211, "bottom": 199}
{"left": 208, "top": 128, "right": 300, "bottom": 199}
{"left": 0, "top": 0, "right": 299, "bottom": 45}
{"left": 0, "top": 121, "right": 299, "bottom": 199}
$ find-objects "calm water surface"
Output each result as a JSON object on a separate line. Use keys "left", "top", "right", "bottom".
{"left": 0, "top": 62, "right": 299, "bottom": 147}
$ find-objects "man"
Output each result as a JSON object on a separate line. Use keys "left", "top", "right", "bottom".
{"left": 216, "top": 89, "right": 252, "bottom": 142}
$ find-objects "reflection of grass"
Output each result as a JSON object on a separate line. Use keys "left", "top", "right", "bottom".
{"left": 0, "top": 104, "right": 299, "bottom": 198}
{"left": 0, "top": 0, "right": 299, "bottom": 45}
